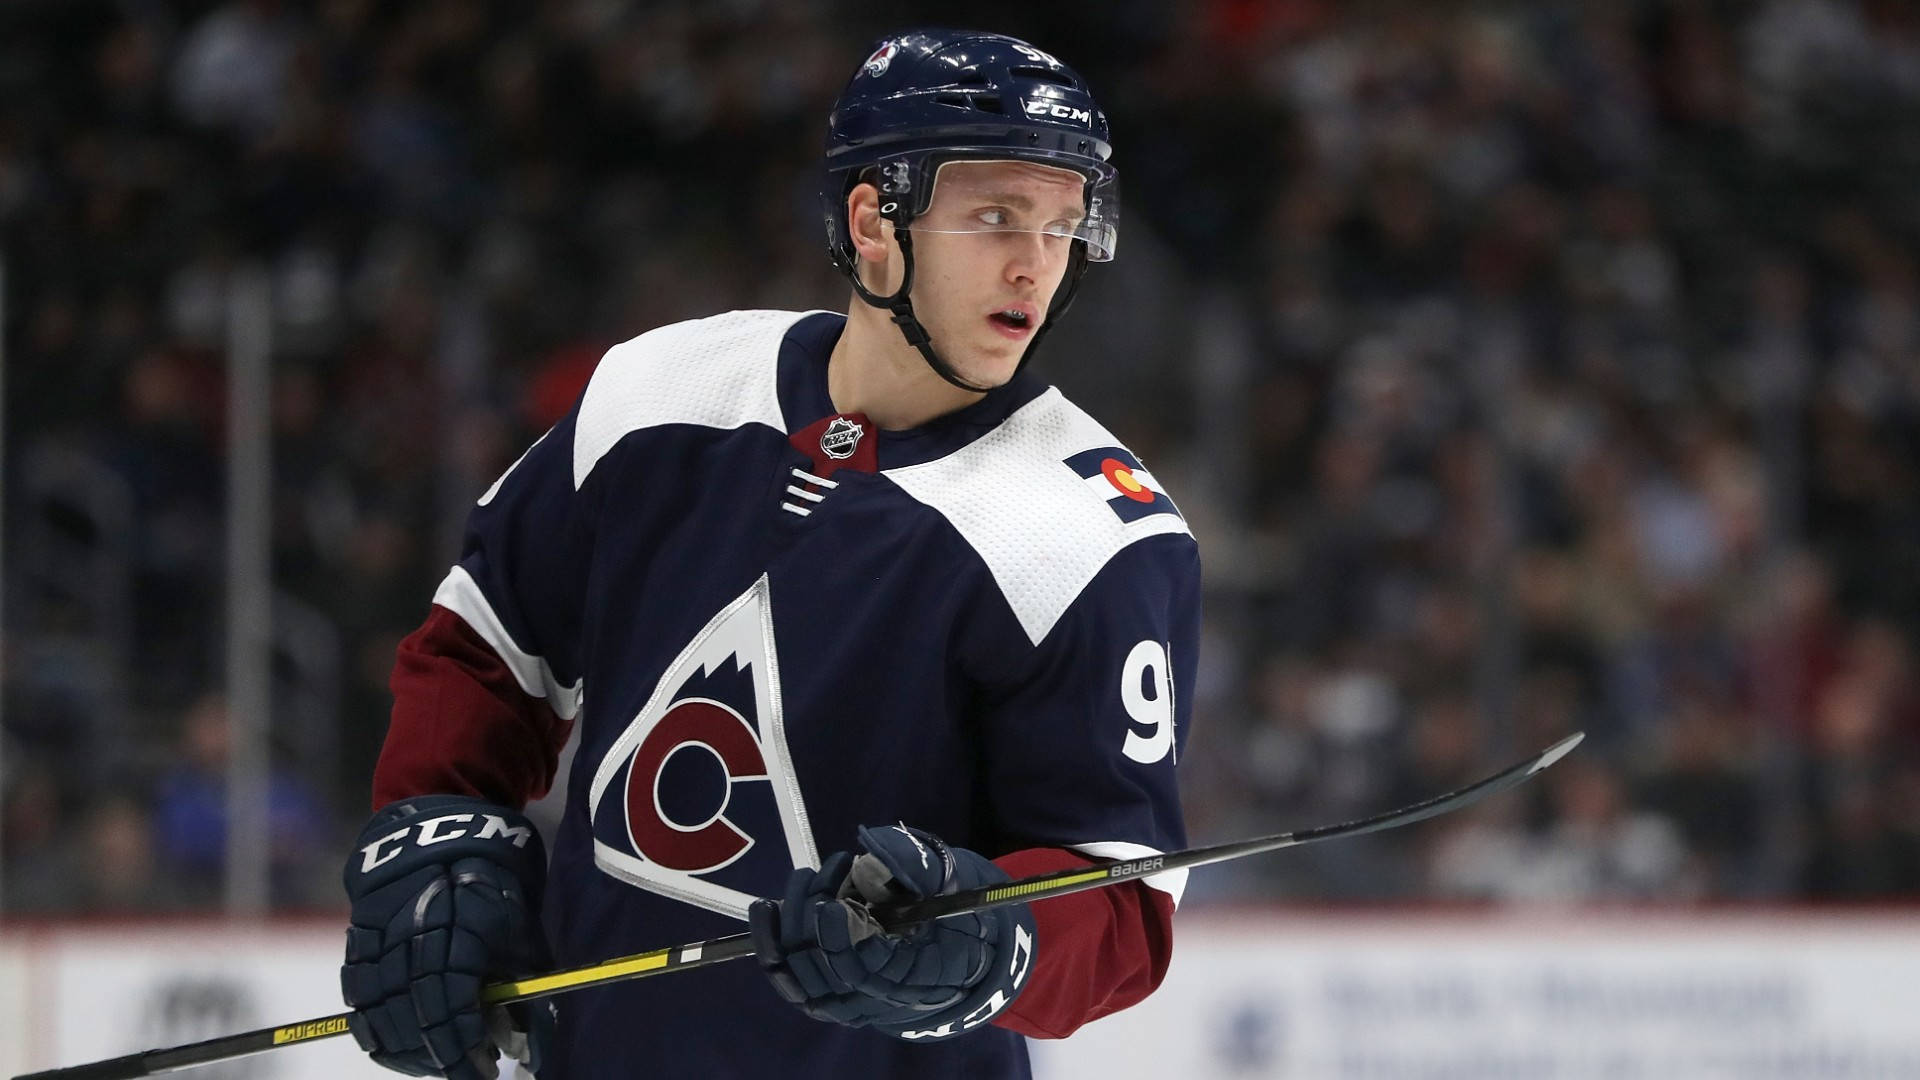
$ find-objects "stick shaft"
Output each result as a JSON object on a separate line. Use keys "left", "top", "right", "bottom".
{"left": 11, "top": 1016, "right": 352, "bottom": 1080}
{"left": 12, "top": 733, "right": 1581, "bottom": 1080}
{"left": 7, "top": 939, "right": 763, "bottom": 1080}
{"left": 878, "top": 731, "right": 1584, "bottom": 929}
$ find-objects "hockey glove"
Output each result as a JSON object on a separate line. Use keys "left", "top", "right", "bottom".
{"left": 341, "top": 795, "right": 555, "bottom": 1080}
{"left": 748, "top": 824, "right": 1037, "bottom": 1041}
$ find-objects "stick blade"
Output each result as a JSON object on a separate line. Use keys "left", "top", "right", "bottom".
{"left": 1529, "top": 731, "right": 1585, "bottom": 775}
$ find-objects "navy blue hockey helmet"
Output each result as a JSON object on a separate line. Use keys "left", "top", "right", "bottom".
{"left": 821, "top": 29, "right": 1120, "bottom": 390}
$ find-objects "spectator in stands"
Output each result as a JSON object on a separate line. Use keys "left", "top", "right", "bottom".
{"left": 151, "top": 693, "right": 334, "bottom": 907}
{"left": 4, "top": 0, "right": 1920, "bottom": 910}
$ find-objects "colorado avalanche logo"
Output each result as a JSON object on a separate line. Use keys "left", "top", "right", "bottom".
{"left": 588, "top": 575, "right": 818, "bottom": 918}
{"left": 863, "top": 42, "right": 897, "bottom": 77}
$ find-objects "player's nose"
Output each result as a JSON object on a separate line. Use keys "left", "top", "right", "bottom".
{"left": 1003, "top": 231, "right": 1057, "bottom": 286}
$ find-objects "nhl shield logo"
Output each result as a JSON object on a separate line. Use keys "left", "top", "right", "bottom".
{"left": 820, "top": 416, "right": 864, "bottom": 460}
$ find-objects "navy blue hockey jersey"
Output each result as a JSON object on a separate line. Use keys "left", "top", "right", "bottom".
{"left": 383, "top": 309, "right": 1199, "bottom": 1078}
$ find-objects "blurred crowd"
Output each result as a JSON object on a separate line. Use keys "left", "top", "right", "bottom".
{"left": 1, "top": 0, "right": 1917, "bottom": 914}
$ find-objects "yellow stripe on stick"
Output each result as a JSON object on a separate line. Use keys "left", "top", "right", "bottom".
{"left": 483, "top": 948, "right": 673, "bottom": 1002}
{"left": 985, "top": 869, "right": 1108, "bottom": 903}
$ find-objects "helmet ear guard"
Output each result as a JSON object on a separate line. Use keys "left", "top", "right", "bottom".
{"left": 829, "top": 161, "right": 914, "bottom": 282}
{"left": 836, "top": 164, "right": 973, "bottom": 390}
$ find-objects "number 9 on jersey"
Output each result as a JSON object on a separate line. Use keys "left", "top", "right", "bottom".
{"left": 1120, "top": 639, "right": 1173, "bottom": 765}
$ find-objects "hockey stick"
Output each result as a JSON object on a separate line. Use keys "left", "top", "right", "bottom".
{"left": 13, "top": 732, "right": 1582, "bottom": 1080}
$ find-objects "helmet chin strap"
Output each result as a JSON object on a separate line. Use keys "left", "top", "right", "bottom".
{"left": 849, "top": 223, "right": 991, "bottom": 394}
{"left": 848, "top": 220, "right": 1091, "bottom": 396}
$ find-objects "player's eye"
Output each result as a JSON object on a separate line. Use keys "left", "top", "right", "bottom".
{"left": 977, "top": 208, "right": 1009, "bottom": 227}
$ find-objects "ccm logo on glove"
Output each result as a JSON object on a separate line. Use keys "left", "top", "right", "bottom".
{"left": 898, "top": 920, "right": 1035, "bottom": 1040}
{"left": 340, "top": 795, "right": 553, "bottom": 1080}
{"left": 357, "top": 811, "right": 535, "bottom": 872}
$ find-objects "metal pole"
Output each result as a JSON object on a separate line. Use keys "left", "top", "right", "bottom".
{"left": 0, "top": 250, "right": 9, "bottom": 916}
{"left": 225, "top": 267, "right": 273, "bottom": 915}
{"left": 1752, "top": 312, "right": 1811, "bottom": 897}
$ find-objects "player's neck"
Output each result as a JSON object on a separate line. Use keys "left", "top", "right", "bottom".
{"left": 829, "top": 304, "right": 986, "bottom": 430}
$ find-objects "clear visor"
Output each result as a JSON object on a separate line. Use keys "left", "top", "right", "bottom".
{"left": 901, "top": 157, "right": 1120, "bottom": 262}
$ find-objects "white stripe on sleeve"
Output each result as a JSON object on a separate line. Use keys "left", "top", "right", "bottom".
{"left": 432, "top": 565, "right": 584, "bottom": 721}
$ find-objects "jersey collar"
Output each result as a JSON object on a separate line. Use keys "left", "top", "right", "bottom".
{"left": 777, "top": 311, "right": 1050, "bottom": 470}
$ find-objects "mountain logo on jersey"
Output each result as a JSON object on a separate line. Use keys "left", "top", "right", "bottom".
{"left": 1064, "top": 447, "right": 1183, "bottom": 524}
{"left": 587, "top": 574, "right": 819, "bottom": 920}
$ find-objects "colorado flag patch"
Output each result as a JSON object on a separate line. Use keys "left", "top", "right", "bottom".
{"left": 1064, "top": 447, "right": 1183, "bottom": 524}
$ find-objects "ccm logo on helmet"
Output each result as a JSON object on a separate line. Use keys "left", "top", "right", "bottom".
{"left": 358, "top": 812, "right": 534, "bottom": 873}
{"left": 1023, "top": 99, "right": 1093, "bottom": 125}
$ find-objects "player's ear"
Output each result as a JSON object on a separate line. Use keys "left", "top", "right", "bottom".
{"left": 846, "top": 182, "right": 888, "bottom": 265}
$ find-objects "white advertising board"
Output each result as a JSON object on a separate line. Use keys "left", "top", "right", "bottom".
{"left": 0, "top": 940, "right": 32, "bottom": 1078}
{"left": 1031, "top": 912, "right": 1920, "bottom": 1080}
{"left": 5, "top": 922, "right": 371, "bottom": 1080}
{"left": 5, "top": 913, "right": 1919, "bottom": 1079}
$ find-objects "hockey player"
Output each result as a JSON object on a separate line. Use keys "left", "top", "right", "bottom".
{"left": 339, "top": 28, "right": 1198, "bottom": 1079}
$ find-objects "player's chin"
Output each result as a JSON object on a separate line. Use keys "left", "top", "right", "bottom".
{"left": 952, "top": 345, "right": 1023, "bottom": 390}
{"left": 960, "top": 327, "right": 1030, "bottom": 380}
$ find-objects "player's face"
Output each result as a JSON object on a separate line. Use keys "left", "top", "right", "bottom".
{"left": 904, "top": 160, "right": 1088, "bottom": 387}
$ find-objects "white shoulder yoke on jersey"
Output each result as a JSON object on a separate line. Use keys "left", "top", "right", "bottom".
{"left": 572, "top": 309, "right": 825, "bottom": 490}
{"left": 883, "top": 388, "right": 1194, "bottom": 647}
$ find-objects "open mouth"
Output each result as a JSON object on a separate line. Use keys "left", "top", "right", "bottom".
{"left": 988, "top": 307, "right": 1034, "bottom": 337}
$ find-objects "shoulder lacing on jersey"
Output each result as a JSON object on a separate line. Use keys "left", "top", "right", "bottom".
{"left": 780, "top": 467, "right": 840, "bottom": 517}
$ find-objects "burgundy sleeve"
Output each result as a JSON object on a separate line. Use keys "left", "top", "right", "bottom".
{"left": 989, "top": 846, "right": 1177, "bottom": 1039}
{"left": 371, "top": 604, "right": 576, "bottom": 810}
